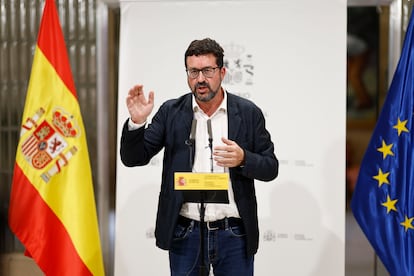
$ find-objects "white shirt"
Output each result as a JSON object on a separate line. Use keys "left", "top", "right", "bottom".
{"left": 179, "top": 91, "right": 240, "bottom": 221}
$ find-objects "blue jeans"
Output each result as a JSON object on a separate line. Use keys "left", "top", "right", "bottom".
{"left": 169, "top": 218, "right": 254, "bottom": 276}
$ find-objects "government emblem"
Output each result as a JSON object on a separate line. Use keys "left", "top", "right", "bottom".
{"left": 20, "top": 107, "right": 79, "bottom": 182}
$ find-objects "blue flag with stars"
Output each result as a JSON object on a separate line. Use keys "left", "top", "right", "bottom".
{"left": 351, "top": 10, "right": 414, "bottom": 276}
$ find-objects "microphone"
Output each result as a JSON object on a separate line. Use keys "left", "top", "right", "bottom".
{"left": 186, "top": 119, "right": 197, "bottom": 146}
{"left": 207, "top": 119, "right": 212, "bottom": 142}
{"left": 186, "top": 119, "right": 197, "bottom": 169}
{"left": 207, "top": 119, "right": 213, "bottom": 172}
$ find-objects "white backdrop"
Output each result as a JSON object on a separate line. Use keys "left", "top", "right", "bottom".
{"left": 115, "top": 0, "right": 347, "bottom": 275}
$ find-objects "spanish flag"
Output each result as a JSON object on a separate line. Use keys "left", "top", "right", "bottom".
{"left": 8, "top": 0, "right": 105, "bottom": 275}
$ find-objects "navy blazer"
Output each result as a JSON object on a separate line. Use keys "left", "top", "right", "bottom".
{"left": 120, "top": 92, "right": 278, "bottom": 256}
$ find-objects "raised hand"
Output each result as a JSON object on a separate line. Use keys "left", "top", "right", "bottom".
{"left": 126, "top": 84, "right": 154, "bottom": 124}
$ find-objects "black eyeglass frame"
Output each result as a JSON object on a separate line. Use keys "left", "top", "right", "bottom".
{"left": 186, "top": 66, "right": 221, "bottom": 79}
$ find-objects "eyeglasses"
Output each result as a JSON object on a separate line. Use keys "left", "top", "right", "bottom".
{"left": 186, "top": 67, "right": 220, "bottom": 79}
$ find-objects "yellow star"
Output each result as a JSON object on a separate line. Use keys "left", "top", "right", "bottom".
{"left": 393, "top": 118, "right": 409, "bottom": 136}
{"left": 373, "top": 168, "right": 390, "bottom": 187}
{"left": 381, "top": 195, "right": 398, "bottom": 213}
{"left": 377, "top": 140, "right": 394, "bottom": 159}
{"left": 400, "top": 215, "right": 414, "bottom": 232}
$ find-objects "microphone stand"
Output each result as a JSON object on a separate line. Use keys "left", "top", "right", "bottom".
{"left": 185, "top": 119, "right": 215, "bottom": 276}
{"left": 207, "top": 119, "right": 213, "bottom": 174}
{"left": 183, "top": 119, "right": 229, "bottom": 274}
{"left": 199, "top": 135, "right": 213, "bottom": 276}
{"left": 199, "top": 195, "right": 207, "bottom": 276}
{"left": 198, "top": 120, "right": 214, "bottom": 275}
{"left": 185, "top": 119, "right": 208, "bottom": 275}
{"left": 208, "top": 137, "right": 213, "bottom": 173}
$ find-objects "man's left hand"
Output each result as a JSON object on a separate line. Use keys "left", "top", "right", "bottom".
{"left": 213, "top": 137, "right": 245, "bottom": 168}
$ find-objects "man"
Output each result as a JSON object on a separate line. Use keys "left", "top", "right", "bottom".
{"left": 120, "top": 38, "right": 278, "bottom": 275}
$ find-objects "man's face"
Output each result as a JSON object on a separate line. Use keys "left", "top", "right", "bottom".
{"left": 186, "top": 54, "right": 226, "bottom": 102}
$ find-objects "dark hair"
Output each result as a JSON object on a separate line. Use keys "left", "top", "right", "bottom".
{"left": 184, "top": 38, "right": 224, "bottom": 68}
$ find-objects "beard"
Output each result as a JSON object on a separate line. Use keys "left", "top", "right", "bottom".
{"left": 192, "top": 81, "right": 219, "bottom": 102}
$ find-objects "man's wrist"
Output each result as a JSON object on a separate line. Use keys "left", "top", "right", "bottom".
{"left": 128, "top": 118, "right": 146, "bottom": 130}
{"left": 239, "top": 149, "right": 246, "bottom": 167}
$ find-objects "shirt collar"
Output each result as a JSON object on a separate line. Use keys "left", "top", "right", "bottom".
{"left": 192, "top": 89, "right": 228, "bottom": 115}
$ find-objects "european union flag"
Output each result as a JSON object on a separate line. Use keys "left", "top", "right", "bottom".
{"left": 351, "top": 10, "right": 414, "bottom": 276}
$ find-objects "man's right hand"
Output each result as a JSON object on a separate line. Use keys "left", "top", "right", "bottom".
{"left": 126, "top": 84, "right": 154, "bottom": 124}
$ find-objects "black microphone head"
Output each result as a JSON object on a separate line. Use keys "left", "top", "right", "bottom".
{"left": 207, "top": 119, "right": 212, "bottom": 140}
{"left": 189, "top": 119, "right": 197, "bottom": 140}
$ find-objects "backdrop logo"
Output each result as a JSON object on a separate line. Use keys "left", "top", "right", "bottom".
{"left": 223, "top": 42, "right": 254, "bottom": 86}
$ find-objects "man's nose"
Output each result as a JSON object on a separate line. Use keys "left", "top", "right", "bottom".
{"left": 196, "top": 71, "right": 207, "bottom": 81}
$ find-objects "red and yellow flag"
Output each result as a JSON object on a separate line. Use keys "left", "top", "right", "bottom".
{"left": 8, "top": 0, "right": 104, "bottom": 275}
